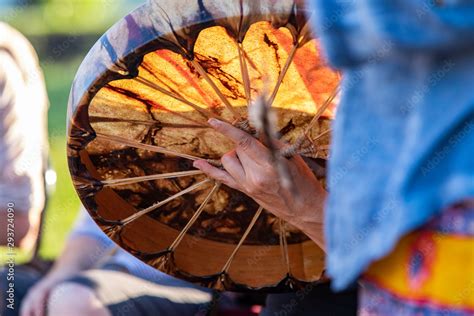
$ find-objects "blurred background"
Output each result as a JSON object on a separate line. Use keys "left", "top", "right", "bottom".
{"left": 0, "top": 0, "right": 144, "bottom": 261}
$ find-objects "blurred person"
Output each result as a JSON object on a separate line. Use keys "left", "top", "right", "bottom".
{"left": 0, "top": 22, "right": 48, "bottom": 251}
{"left": 194, "top": 1, "right": 474, "bottom": 315}
{"left": 1, "top": 206, "right": 213, "bottom": 316}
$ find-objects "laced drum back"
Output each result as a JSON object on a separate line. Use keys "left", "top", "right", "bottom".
{"left": 67, "top": 0, "right": 340, "bottom": 291}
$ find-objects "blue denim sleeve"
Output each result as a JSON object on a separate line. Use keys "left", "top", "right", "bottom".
{"left": 310, "top": 0, "right": 474, "bottom": 68}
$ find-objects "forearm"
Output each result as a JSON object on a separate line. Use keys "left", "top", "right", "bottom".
{"left": 289, "top": 188, "right": 327, "bottom": 251}
{"left": 297, "top": 220, "right": 326, "bottom": 252}
{"left": 46, "top": 235, "right": 111, "bottom": 280}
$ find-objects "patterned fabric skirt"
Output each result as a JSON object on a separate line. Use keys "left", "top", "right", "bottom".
{"left": 359, "top": 202, "right": 474, "bottom": 315}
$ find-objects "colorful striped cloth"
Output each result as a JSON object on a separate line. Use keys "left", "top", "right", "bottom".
{"left": 359, "top": 203, "right": 474, "bottom": 315}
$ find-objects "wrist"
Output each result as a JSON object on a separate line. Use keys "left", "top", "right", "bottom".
{"left": 295, "top": 189, "right": 326, "bottom": 224}
{"left": 46, "top": 265, "right": 81, "bottom": 283}
{"left": 288, "top": 189, "right": 326, "bottom": 250}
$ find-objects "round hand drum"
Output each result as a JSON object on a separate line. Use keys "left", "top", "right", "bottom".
{"left": 67, "top": 0, "right": 340, "bottom": 291}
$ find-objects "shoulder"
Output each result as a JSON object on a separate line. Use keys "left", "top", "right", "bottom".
{"left": 0, "top": 23, "right": 44, "bottom": 86}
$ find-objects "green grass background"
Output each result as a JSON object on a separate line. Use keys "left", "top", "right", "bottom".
{"left": 40, "top": 58, "right": 84, "bottom": 259}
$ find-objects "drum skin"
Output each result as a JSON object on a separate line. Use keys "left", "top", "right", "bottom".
{"left": 67, "top": 0, "right": 339, "bottom": 292}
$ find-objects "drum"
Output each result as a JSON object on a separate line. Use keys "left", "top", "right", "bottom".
{"left": 67, "top": 0, "right": 340, "bottom": 291}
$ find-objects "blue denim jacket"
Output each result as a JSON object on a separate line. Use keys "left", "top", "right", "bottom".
{"left": 309, "top": 0, "right": 474, "bottom": 290}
